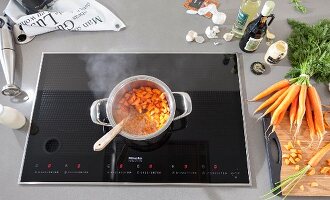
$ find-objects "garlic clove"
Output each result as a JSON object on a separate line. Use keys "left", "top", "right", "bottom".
{"left": 195, "top": 36, "right": 205, "bottom": 44}
{"left": 214, "top": 41, "right": 221, "bottom": 45}
{"left": 205, "top": 26, "right": 212, "bottom": 35}
{"left": 212, "top": 26, "right": 220, "bottom": 33}
{"left": 212, "top": 12, "right": 226, "bottom": 25}
{"left": 198, "top": 4, "right": 216, "bottom": 15}
{"left": 266, "top": 29, "right": 275, "bottom": 40}
{"left": 186, "top": 10, "right": 198, "bottom": 15}
{"left": 223, "top": 32, "right": 234, "bottom": 42}
{"left": 206, "top": 33, "right": 218, "bottom": 39}
{"left": 198, "top": 6, "right": 211, "bottom": 15}
{"left": 186, "top": 34, "right": 195, "bottom": 42}
{"left": 207, "top": 4, "right": 218, "bottom": 14}
{"left": 188, "top": 30, "right": 198, "bottom": 38}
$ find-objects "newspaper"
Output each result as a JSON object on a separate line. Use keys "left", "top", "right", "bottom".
{"left": 4, "top": 0, "right": 126, "bottom": 36}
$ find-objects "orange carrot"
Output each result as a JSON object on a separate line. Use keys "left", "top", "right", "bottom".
{"left": 308, "top": 86, "right": 325, "bottom": 145}
{"left": 253, "top": 86, "right": 289, "bottom": 114}
{"left": 324, "top": 111, "right": 330, "bottom": 130}
{"left": 252, "top": 79, "right": 290, "bottom": 101}
{"left": 259, "top": 85, "right": 291, "bottom": 119}
{"left": 271, "top": 110, "right": 287, "bottom": 133}
{"left": 308, "top": 143, "right": 330, "bottom": 167}
{"left": 271, "top": 84, "right": 301, "bottom": 126}
{"left": 268, "top": 111, "right": 286, "bottom": 134}
{"left": 275, "top": 110, "right": 286, "bottom": 125}
{"left": 294, "top": 83, "right": 307, "bottom": 138}
{"left": 305, "top": 96, "right": 315, "bottom": 147}
{"left": 289, "top": 95, "right": 299, "bottom": 132}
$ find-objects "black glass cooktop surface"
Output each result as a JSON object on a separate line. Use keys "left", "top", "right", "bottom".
{"left": 20, "top": 53, "right": 250, "bottom": 185}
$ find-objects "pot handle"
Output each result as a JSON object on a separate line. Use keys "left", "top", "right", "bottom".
{"left": 90, "top": 98, "right": 112, "bottom": 126}
{"left": 172, "top": 92, "right": 192, "bottom": 121}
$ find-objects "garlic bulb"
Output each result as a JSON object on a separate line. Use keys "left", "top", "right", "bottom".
{"left": 212, "top": 12, "right": 226, "bottom": 25}
{"left": 197, "top": 4, "right": 227, "bottom": 25}
{"left": 205, "top": 26, "right": 217, "bottom": 39}
{"left": 185, "top": 30, "right": 198, "bottom": 42}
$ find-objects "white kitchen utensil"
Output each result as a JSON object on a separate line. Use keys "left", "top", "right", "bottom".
{"left": 93, "top": 120, "right": 124, "bottom": 151}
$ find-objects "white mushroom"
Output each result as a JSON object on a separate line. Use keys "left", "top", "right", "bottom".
{"left": 195, "top": 36, "right": 205, "bottom": 44}
{"left": 223, "top": 32, "right": 234, "bottom": 42}
{"left": 212, "top": 26, "right": 220, "bottom": 34}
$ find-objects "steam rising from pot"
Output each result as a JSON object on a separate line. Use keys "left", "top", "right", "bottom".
{"left": 83, "top": 54, "right": 137, "bottom": 97}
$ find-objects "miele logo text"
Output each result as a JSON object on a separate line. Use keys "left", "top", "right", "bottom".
{"left": 128, "top": 157, "right": 143, "bottom": 163}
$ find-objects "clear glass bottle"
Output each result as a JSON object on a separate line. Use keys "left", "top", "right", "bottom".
{"left": 232, "top": 0, "right": 261, "bottom": 38}
{"left": 239, "top": 1, "right": 275, "bottom": 53}
{"left": 0, "top": 104, "right": 26, "bottom": 129}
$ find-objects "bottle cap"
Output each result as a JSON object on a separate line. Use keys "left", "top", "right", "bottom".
{"left": 261, "top": 1, "right": 275, "bottom": 16}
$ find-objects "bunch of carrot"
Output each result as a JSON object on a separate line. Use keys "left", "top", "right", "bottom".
{"left": 251, "top": 78, "right": 326, "bottom": 147}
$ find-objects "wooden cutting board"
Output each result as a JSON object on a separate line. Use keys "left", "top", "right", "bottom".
{"left": 272, "top": 113, "right": 330, "bottom": 196}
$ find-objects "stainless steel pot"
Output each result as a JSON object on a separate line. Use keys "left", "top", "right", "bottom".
{"left": 90, "top": 75, "right": 192, "bottom": 141}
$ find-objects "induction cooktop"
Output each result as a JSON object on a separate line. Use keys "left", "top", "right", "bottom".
{"left": 19, "top": 53, "right": 251, "bottom": 185}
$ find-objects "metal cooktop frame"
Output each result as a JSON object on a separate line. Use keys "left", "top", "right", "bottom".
{"left": 19, "top": 52, "right": 251, "bottom": 186}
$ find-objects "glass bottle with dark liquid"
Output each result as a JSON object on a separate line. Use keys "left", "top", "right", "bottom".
{"left": 239, "top": 1, "right": 275, "bottom": 53}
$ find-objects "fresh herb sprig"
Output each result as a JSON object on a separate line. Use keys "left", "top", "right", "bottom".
{"left": 286, "top": 19, "right": 330, "bottom": 84}
{"left": 290, "top": 0, "right": 307, "bottom": 13}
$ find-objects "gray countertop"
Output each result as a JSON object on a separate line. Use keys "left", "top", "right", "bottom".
{"left": 0, "top": 0, "right": 330, "bottom": 199}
